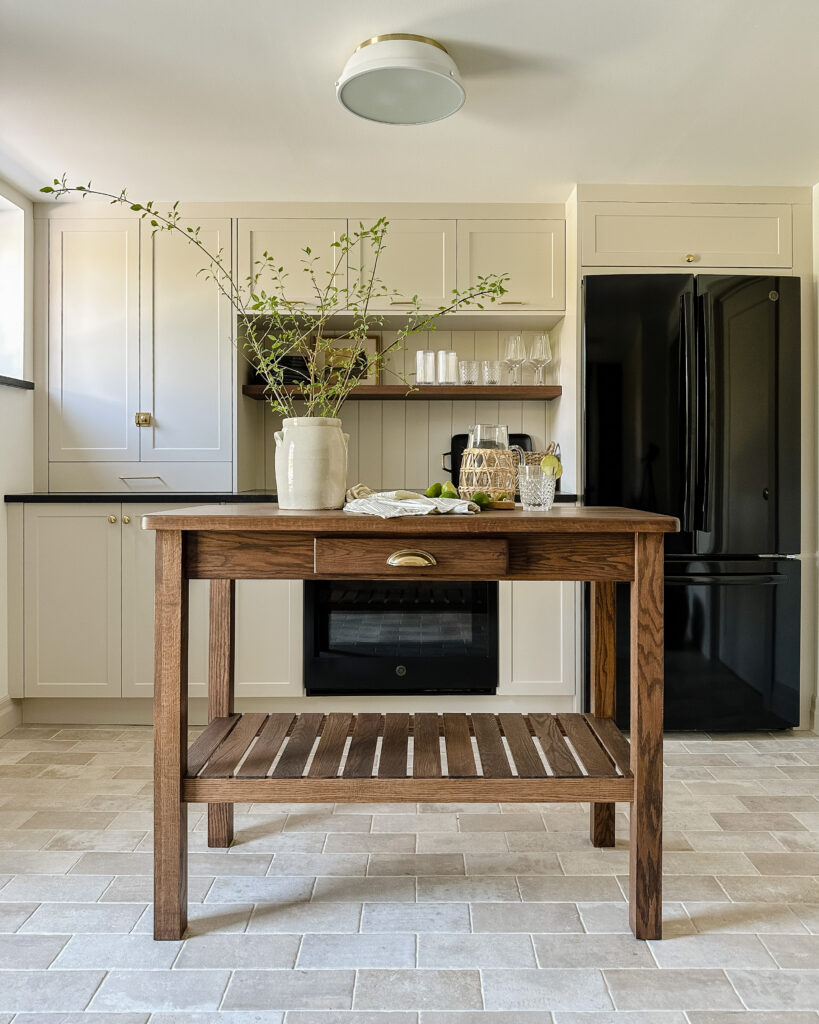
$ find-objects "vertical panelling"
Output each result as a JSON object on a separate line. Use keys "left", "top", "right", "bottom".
{"left": 357, "top": 402, "right": 383, "bottom": 487}
{"left": 427, "top": 401, "right": 453, "bottom": 487}
{"left": 381, "top": 402, "right": 406, "bottom": 489}
{"left": 340, "top": 403, "right": 359, "bottom": 486}
{"left": 405, "top": 401, "right": 430, "bottom": 490}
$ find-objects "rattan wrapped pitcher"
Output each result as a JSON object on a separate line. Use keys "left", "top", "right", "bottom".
{"left": 458, "top": 447, "right": 518, "bottom": 501}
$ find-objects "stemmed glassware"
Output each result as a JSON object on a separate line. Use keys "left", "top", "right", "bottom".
{"left": 528, "top": 333, "right": 552, "bottom": 385}
{"left": 503, "top": 334, "right": 526, "bottom": 385}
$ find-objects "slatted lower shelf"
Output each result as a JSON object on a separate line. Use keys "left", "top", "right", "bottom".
{"left": 183, "top": 712, "right": 634, "bottom": 803}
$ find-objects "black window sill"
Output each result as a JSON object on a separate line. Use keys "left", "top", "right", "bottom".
{"left": 0, "top": 376, "right": 34, "bottom": 391}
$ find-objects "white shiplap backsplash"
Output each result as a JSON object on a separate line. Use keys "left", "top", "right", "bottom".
{"left": 262, "top": 329, "right": 560, "bottom": 492}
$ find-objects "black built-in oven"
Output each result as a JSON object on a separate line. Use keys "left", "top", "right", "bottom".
{"left": 304, "top": 580, "right": 498, "bottom": 695}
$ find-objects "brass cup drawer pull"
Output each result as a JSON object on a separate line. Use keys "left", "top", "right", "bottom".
{"left": 386, "top": 548, "right": 438, "bottom": 567}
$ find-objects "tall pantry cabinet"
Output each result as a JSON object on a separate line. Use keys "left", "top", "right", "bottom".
{"left": 47, "top": 216, "right": 233, "bottom": 492}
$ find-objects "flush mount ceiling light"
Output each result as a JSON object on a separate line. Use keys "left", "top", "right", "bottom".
{"left": 336, "top": 33, "right": 465, "bottom": 125}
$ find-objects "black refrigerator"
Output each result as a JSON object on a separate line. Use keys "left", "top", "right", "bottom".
{"left": 583, "top": 274, "right": 801, "bottom": 731}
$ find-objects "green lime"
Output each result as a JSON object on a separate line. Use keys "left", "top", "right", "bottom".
{"left": 440, "top": 481, "right": 459, "bottom": 499}
{"left": 471, "top": 491, "right": 491, "bottom": 508}
{"left": 540, "top": 454, "right": 563, "bottom": 479}
{"left": 425, "top": 482, "right": 443, "bottom": 498}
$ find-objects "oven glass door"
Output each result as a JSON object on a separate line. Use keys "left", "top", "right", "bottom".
{"left": 304, "top": 581, "right": 498, "bottom": 695}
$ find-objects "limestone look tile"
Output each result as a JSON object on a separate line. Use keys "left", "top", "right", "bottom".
{"left": 353, "top": 969, "right": 483, "bottom": 1011}
{"left": 0, "top": 724, "right": 818, "bottom": 1017}
{"left": 297, "top": 932, "right": 416, "bottom": 968}
{"left": 222, "top": 969, "right": 356, "bottom": 1011}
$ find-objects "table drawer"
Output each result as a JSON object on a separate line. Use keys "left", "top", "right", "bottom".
{"left": 314, "top": 536, "right": 508, "bottom": 578}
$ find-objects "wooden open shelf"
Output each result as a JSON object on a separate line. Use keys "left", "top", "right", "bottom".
{"left": 184, "top": 711, "right": 633, "bottom": 803}
{"left": 241, "top": 384, "right": 562, "bottom": 402}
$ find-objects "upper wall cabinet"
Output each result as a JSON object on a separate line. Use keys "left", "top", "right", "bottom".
{"left": 238, "top": 219, "right": 347, "bottom": 305}
{"left": 351, "top": 218, "right": 456, "bottom": 310}
{"left": 582, "top": 202, "right": 793, "bottom": 269}
{"left": 456, "top": 220, "right": 566, "bottom": 310}
{"left": 48, "top": 218, "right": 233, "bottom": 492}
{"left": 140, "top": 219, "right": 233, "bottom": 463}
{"left": 49, "top": 219, "right": 140, "bottom": 462}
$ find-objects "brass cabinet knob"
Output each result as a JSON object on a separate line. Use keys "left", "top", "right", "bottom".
{"left": 386, "top": 548, "right": 438, "bottom": 567}
{"left": 122, "top": 515, "right": 131, "bottom": 525}
{"left": 685, "top": 254, "right": 697, "bottom": 263}
{"left": 108, "top": 515, "right": 118, "bottom": 524}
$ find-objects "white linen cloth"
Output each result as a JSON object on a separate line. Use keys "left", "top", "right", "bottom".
{"left": 343, "top": 485, "right": 479, "bottom": 519}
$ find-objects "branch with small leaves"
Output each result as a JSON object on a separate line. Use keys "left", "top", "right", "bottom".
{"left": 41, "top": 176, "right": 510, "bottom": 419}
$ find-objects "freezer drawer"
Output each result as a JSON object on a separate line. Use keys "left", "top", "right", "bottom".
{"left": 585, "top": 559, "right": 800, "bottom": 731}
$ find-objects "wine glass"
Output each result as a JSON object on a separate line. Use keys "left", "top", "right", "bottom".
{"left": 529, "top": 333, "right": 552, "bottom": 386}
{"left": 503, "top": 334, "right": 526, "bottom": 385}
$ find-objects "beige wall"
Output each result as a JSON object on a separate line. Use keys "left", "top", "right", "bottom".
{"left": 0, "top": 175, "right": 34, "bottom": 733}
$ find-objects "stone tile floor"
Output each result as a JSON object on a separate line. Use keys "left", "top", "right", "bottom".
{"left": 0, "top": 724, "right": 817, "bottom": 1021}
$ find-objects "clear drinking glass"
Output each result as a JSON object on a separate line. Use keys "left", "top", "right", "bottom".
{"left": 504, "top": 334, "right": 526, "bottom": 385}
{"left": 458, "top": 360, "right": 479, "bottom": 385}
{"left": 481, "top": 359, "right": 503, "bottom": 385}
{"left": 517, "top": 464, "right": 556, "bottom": 511}
{"left": 528, "top": 333, "right": 553, "bottom": 386}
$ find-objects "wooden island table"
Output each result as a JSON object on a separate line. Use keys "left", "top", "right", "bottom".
{"left": 143, "top": 504, "right": 678, "bottom": 941}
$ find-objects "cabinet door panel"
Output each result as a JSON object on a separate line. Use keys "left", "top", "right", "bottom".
{"left": 351, "top": 218, "right": 456, "bottom": 309}
{"left": 457, "top": 220, "right": 565, "bottom": 310}
{"left": 499, "top": 581, "right": 576, "bottom": 696}
{"left": 238, "top": 219, "right": 347, "bottom": 304}
{"left": 49, "top": 220, "right": 140, "bottom": 461}
{"left": 235, "top": 580, "right": 302, "bottom": 698}
{"left": 121, "top": 503, "right": 209, "bottom": 699}
{"left": 581, "top": 202, "right": 793, "bottom": 268}
{"left": 140, "top": 220, "right": 233, "bottom": 462}
{"left": 24, "top": 504, "right": 121, "bottom": 697}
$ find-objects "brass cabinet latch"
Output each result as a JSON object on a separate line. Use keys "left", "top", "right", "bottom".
{"left": 135, "top": 412, "right": 152, "bottom": 427}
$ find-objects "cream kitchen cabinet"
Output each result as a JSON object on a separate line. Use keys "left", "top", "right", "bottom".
{"left": 350, "top": 218, "right": 456, "bottom": 310}
{"left": 48, "top": 218, "right": 233, "bottom": 492}
{"left": 500, "top": 581, "right": 577, "bottom": 697}
{"left": 21, "top": 502, "right": 301, "bottom": 700}
{"left": 122, "top": 503, "right": 301, "bottom": 699}
{"left": 238, "top": 218, "right": 348, "bottom": 305}
{"left": 456, "top": 219, "right": 566, "bottom": 310}
{"left": 581, "top": 201, "right": 793, "bottom": 268}
{"left": 48, "top": 220, "right": 140, "bottom": 464}
{"left": 24, "top": 504, "right": 123, "bottom": 698}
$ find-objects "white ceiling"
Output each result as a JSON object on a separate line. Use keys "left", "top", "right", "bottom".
{"left": 2, "top": 0, "right": 819, "bottom": 203}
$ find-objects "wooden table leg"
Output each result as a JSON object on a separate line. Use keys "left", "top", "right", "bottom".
{"left": 208, "top": 579, "right": 236, "bottom": 848}
{"left": 629, "top": 533, "right": 664, "bottom": 940}
{"left": 153, "top": 530, "right": 189, "bottom": 941}
{"left": 590, "top": 581, "right": 617, "bottom": 847}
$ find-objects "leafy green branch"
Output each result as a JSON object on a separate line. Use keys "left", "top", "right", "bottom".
{"left": 41, "top": 175, "right": 510, "bottom": 419}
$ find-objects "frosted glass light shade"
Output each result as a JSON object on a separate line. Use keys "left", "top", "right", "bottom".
{"left": 336, "top": 34, "right": 466, "bottom": 125}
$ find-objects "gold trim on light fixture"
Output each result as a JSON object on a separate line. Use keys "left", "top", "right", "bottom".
{"left": 355, "top": 34, "right": 449, "bottom": 55}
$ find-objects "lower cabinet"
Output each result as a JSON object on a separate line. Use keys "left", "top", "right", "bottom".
{"left": 23, "top": 504, "right": 123, "bottom": 698}
{"left": 501, "top": 581, "right": 577, "bottom": 697}
{"left": 23, "top": 502, "right": 302, "bottom": 699}
{"left": 20, "top": 503, "right": 576, "bottom": 701}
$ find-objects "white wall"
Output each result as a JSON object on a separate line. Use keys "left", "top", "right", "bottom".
{"left": 0, "top": 175, "right": 34, "bottom": 734}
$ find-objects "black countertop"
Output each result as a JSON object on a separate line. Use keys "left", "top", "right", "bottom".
{"left": 5, "top": 491, "right": 578, "bottom": 504}
{"left": 3, "top": 491, "right": 280, "bottom": 504}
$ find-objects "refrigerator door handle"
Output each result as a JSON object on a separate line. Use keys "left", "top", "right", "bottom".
{"left": 695, "top": 292, "right": 712, "bottom": 534}
{"left": 665, "top": 573, "right": 786, "bottom": 586}
{"left": 679, "top": 294, "right": 693, "bottom": 534}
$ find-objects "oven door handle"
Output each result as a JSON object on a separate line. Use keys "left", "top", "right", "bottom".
{"left": 387, "top": 549, "right": 438, "bottom": 567}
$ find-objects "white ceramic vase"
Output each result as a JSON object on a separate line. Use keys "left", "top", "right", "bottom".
{"left": 274, "top": 417, "right": 349, "bottom": 510}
